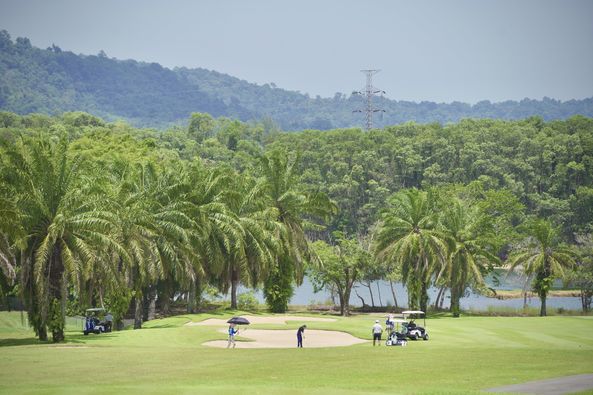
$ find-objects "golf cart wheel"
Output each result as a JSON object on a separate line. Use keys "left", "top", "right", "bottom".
{"left": 83, "top": 331, "right": 89, "bottom": 336}
{"left": 410, "top": 334, "right": 418, "bottom": 340}
{"left": 423, "top": 334, "right": 429, "bottom": 341}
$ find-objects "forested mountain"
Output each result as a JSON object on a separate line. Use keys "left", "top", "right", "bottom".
{"left": 0, "top": 31, "right": 254, "bottom": 127}
{"left": 1, "top": 30, "right": 592, "bottom": 130}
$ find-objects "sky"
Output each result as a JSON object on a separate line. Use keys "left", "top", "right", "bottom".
{"left": 1, "top": 0, "right": 592, "bottom": 103}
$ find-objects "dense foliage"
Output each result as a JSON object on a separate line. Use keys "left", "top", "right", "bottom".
{"left": 2, "top": 30, "right": 593, "bottom": 130}
{"left": 1, "top": 110, "right": 592, "bottom": 341}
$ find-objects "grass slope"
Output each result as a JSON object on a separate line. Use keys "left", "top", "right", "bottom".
{"left": 1, "top": 311, "right": 592, "bottom": 394}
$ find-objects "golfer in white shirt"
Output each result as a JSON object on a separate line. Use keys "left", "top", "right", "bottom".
{"left": 372, "top": 320, "right": 383, "bottom": 346}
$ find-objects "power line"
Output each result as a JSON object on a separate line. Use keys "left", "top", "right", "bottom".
{"left": 353, "top": 69, "right": 385, "bottom": 131}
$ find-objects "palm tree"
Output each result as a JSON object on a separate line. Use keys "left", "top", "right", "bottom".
{"left": 507, "top": 219, "right": 575, "bottom": 316}
{"left": 259, "top": 149, "right": 336, "bottom": 312}
{"left": 0, "top": 190, "right": 19, "bottom": 285}
{"left": 183, "top": 161, "right": 239, "bottom": 311}
{"left": 2, "top": 134, "right": 123, "bottom": 341}
{"left": 219, "top": 176, "right": 280, "bottom": 309}
{"left": 374, "top": 188, "right": 448, "bottom": 313}
{"left": 441, "top": 199, "right": 499, "bottom": 317}
{"left": 109, "top": 162, "right": 196, "bottom": 328}
{"left": 146, "top": 166, "right": 199, "bottom": 320}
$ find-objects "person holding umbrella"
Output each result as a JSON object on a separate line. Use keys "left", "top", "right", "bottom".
{"left": 227, "top": 323, "right": 239, "bottom": 348}
{"left": 226, "top": 316, "right": 250, "bottom": 348}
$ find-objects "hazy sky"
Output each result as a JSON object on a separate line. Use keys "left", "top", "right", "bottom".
{"left": 1, "top": 0, "right": 592, "bottom": 103}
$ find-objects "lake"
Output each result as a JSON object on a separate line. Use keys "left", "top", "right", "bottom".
{"left": 235, "top": 271, "right": 583, "bottom": 311}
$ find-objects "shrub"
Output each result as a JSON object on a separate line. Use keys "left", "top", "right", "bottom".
{"left": 237, "top": 292, "right": 259, "bottom": 311}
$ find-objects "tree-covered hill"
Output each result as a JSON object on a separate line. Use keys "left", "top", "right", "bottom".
{"left": 1, "top": 30, "right": 593, "bottom": 130}
{"left": 0, "top": 31, "right": 254, "bottom": 127}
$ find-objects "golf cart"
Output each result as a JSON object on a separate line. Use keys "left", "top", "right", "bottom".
{"left": 401, "top": 310, "right": 429, "bottom": 341}
{"left": 83, "top": 308, "right": 112, "bottom": 335}
{"left": 385, "top": 318, "right": 408, "bottom": 346}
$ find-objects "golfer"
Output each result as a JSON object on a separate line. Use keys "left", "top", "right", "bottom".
{"left": 297, "top": 324, "right": 307, "bottom": 348}
{"left": 372, "top": 320, "right": 383, "bottom": 346}
{"left": 227, "top": 323, "right": 239, "bottom": 348}
{"left": 385, "top": 314, "right": 395, "bottom": 335}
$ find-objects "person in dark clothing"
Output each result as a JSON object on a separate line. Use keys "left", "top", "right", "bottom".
{"left": 297, "top": 324, "right": 307, "bottom": 348}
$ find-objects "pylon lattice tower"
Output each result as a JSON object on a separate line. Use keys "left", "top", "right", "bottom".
{"left": 353, "top": 69, "right": 385, "bottom": 131}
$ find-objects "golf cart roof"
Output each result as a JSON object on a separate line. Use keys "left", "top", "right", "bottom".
{"left": 391, "top": 319, "right": 408, "bottom": 323}
{"left": 402, "top": 310, "right": 425, "bottom": 315}
{"left": 85, "top": 308, "right": 106, "bottom": 312}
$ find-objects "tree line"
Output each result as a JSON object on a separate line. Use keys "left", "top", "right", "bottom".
{"left": 0, "top": 111, "right": 592, "bottom": 342}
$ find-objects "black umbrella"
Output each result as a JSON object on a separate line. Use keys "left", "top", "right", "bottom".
{"left": 227, "top": 316, "right": 250, "bottom": 325}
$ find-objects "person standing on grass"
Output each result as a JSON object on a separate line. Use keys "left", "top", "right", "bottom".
{"left": 104, "top": 312, "right": 113, "bottom": 332}
{"left": 227, "top": 323, "right": 239, "bottom": 348}
{"left": 386, "top": 314, "right": 395, "bottom": 336}
{"left": 297, "top": 324, "right": 307, "bottom": 348}
{"left": 372, "top": 320, "right": 383, "bottom": 346}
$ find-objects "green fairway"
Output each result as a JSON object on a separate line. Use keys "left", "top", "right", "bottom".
{"left": 1, "top": 311, "right": 592, "bottom": 394}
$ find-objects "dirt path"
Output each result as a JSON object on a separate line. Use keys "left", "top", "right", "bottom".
{"left": 486, "top": 373, "right": 593, "bottom": 394}
{"left": 203, "top": 328, "right": 368, "bottom": 348}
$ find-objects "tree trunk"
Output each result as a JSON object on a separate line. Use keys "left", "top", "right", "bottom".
{"left": 134, "top": 293, "right": 143, "bottom": 329}
{"left": 160, "top": 280, "right": 172, "bottom": 316}
{"left": 539, "top": 293, "right": 547, "bottom": 317}
{"left": 187, "top": 279, "right": 196, "bottom": 314}
{"left": 38, "top": 325, "right": 48, "bottom": 341}
{"left": 434, "top": 286, "right": 444, "bottom": 309}
{"left": 354, "top": 289, "right": 367, "bottom": 307}
{"left": 343, "top": 287, "right": 352, "bottom": 316}
{"left": 195, "top": 277, "right": 202, "bottom": 311}
{"left": 142, "top": 291, "right": 149, "bottom": 322}
{"left": 329, "top": 285, "right": 337, "bottom": 305}
{"left": 147, "top": 286, "right": 157, "bottom": 321}
{"left": 376, "top": 282, "right": 383, "bottom": 307}
{"left": 439, "top": 289, "right": 446, "bottom": 309}
{"left": 230, "top": 268, "right": 238, "bottom": 310}
{"left": 389, "top": 280, "right": 399, "bottom": 309}
{"left": 365, "top": 282, "right": 375, "bottom": 307}
{"left": 522, "top": 274, "right": 532, "bottom": 309}
{"left": 48, "top": 245, "right": 65, "bottom": 342}
{"left": 420, "top": 281, "right": 429, "bottom": 313}
{"left": 25, "top": 249, "right": 48, "bottom": 341}
{"left": 407, "top": 281, "right": 418, "bottom": 310}
{"left": 580, "top": 289, "right": 592, "bottom": 313}
{"left": 338, "top": 293, "right": 345, "bottom": 316}
{"left": 450, "top": 286, "right": 461, "bottom": 318}
{"left": 87, "top": 277, "right": 95, "bottom": 309}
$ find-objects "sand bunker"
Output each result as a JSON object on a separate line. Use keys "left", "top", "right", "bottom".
{"left": 186, "top": 315, "right": 337, "bottom": 326}
{"left": 203, "top": 328, "right": 367, "bottom": 348}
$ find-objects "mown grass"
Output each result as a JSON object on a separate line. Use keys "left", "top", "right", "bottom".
{"left": 1, "top": 311, "right": 592, "bottom": 394}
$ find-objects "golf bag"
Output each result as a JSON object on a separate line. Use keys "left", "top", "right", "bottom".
{"left": 386, "top": 331, "right": 407, "bottom": 346}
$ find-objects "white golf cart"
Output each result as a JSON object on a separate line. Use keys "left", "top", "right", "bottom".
{"left": 83, "top": 307, "right": 112, "bottom": 335}
{"left": 401, "top": 310, "right": 429, "bottom": 341}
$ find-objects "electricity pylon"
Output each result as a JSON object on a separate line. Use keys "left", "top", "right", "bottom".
{"left": 353, "top": 69, "right": 385, "bottom": 131}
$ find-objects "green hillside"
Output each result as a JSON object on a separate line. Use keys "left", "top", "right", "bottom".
{"left": 1, "top": 30, "right": 592, "bottom": 130}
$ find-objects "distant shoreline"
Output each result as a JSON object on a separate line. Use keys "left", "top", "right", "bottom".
{"left": 490, "top": 290, "right": 580, "bottom": 300}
